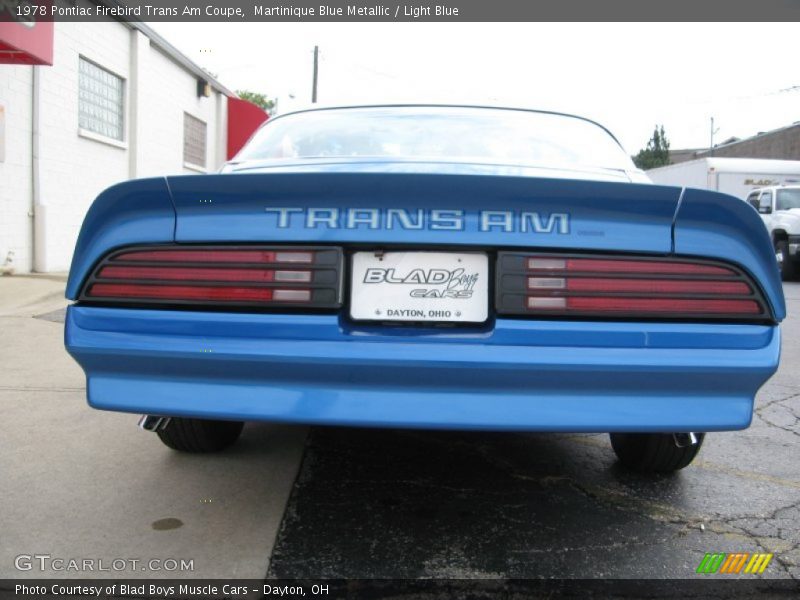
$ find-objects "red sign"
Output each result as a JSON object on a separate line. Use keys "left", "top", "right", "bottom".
{"left": 0, "top": 6, "right": 54, "bottom": 66}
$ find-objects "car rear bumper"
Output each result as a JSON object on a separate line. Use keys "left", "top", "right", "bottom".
{"left": 64, "top": 306, "right": 780, "bottom": 432}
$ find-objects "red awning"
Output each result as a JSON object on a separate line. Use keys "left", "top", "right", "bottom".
{"left": 227, "top": 96, "right": 269, "bottom": 160}
{"left": 0, "top": 17, "right": 54, "bottom": 65}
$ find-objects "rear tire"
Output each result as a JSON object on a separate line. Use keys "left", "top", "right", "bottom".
{"left": 156, "top": 417, "right": 244, "bottom": 453}
{"left": 609, "top": 432, "right": 705, "bottom": 473}
{"left": 776, "top": 240, "right": 798, "bottom": 281}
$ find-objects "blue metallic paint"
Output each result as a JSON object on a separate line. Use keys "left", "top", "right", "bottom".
{"left": 168, "top": 173, "right": 680, "bottom": 254}
{"left": 673, "top": 187, "right": 786, "bottom": 320}
{"left": 64, "top": 167, "right": 785, "bottom": 431}
{"left": 65, "top": 178, "right": 175, "bottom": 299}
{"left": 65, "top": 306, "right": 779, "bottom": 431}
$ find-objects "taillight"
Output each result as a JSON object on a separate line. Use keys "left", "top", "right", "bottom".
{"left": 496, "top": 253, "right": 770, "bottom": 320}
{"left": 80, "top": 246, "right": 342, "bottom": 309}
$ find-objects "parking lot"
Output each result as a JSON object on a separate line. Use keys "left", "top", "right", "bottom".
{"left": 1, "top": 274, "right": 798, "bottom": 580}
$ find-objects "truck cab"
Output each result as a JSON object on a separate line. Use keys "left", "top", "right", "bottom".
{"left": 746, "top": 185, "right": 800, "bottom": 279}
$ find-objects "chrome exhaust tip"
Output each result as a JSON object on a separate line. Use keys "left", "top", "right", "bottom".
{"left": 672, "top": 432, "right": 699, "bottom": 448}
{"left": 138, "top": 415, "right": 171, "bottom": 432}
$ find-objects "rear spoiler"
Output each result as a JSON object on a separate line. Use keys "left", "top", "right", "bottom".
{"left": 65, "top": 178, "right": 175, "bottom": 299}
{"left": 674, "top": 188, "right": 785, "bottom": 320}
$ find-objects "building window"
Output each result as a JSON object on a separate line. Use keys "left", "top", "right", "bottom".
{"left": 183, "top": 113, "right": 207, "bottom": 168}
{"left": 78, "top": 57, "right": 124, "bottom": 141}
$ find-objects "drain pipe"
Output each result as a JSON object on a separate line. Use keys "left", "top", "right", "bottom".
{"left": 30, "top": 64, "right": 42, "bottom": 272}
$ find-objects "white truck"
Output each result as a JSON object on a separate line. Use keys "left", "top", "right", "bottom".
{"left": 648, "top": 158, "right": 800, "bottom": 280}
{"left": 647, "top": 157, "right": 800, "bottom": 199}
{"left": 743, "top": 185, "right": 800, "bottom": 279}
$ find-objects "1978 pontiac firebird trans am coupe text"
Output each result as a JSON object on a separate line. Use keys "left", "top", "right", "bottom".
{"left": 64, "top": 106, "right": 784, "bottom": 473}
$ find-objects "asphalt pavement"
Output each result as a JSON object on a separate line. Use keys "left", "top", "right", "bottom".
{"left": 1, "top": 275, "right": 798, "bottom": 581}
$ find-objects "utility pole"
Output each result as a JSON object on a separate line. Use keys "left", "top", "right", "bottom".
{"left": 311, "top": 45, "right": 319, "bottom": 103}
{"left": 709, "top": 117, "right": 719, "bottom": 155}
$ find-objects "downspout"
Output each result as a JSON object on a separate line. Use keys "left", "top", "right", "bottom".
{"left": 0, "top": 95, "right": 15, "bottom": 273}
{"left": 128, "top": 28, "right": 139, "bottom": 179}
{"left": 31, "top": 64, "right": 43, "bottom": 272}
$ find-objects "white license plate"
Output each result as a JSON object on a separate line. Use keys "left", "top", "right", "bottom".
{"left": 350, "top": 251, "right": 489, "bottom": 322}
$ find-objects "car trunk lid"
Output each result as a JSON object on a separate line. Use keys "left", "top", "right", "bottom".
{"left": 167, "top": 172, "right": 680, "bottom": 254}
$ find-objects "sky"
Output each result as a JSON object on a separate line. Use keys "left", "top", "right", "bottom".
{"left": 149, "top": 22, "right": 799, "bottom": 155}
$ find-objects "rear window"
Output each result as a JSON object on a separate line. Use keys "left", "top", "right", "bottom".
{"left": 234, "top": 106, "right": 635, "bottom": 172}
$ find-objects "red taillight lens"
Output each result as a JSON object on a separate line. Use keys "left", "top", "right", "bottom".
{"left": 97, "top": 266, "right": 314, "bottom": 283}
{"left": 89, "top": 283, "right": 280, "bottom": 302}
{"left": 532, "top": 277, "right": 751, "bottom": 295}
{"left": 81, "top": 246, "right": 342, "bottom": 309}
{"left": 498, "top": 253, "right": 769, "bottom": 320}
{"left": 114, "top": 249, "right": 314, "bottom": 264}
{"left": 527, "top": 257, "right": 734, "bottom": 276}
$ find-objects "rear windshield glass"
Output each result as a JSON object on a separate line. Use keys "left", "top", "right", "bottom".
{"left": 235, "top": 106, "right": 635, "bottom": 171}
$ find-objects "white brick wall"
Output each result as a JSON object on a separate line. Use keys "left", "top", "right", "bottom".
{"left": 35, "top": 20, "right": 131, "bottom": 272}
{"left": 0, "top": 65, "right": 33, "bottom": 273}
{"left": 138, "top": 43, "right": 226, "bottom": 178}
{"left": 0, "top": 16, "right": 228, "bottom": 273}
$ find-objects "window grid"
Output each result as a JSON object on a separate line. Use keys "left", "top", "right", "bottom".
{"left": 183, "top": 113, "right": 207, "bottom": 167}
{"left": 78, "top": 58, "right": 124, "bottom": 141}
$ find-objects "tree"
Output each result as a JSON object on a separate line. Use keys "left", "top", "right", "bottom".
{"left": 236, "top": 90, "right": 275, "bottom": 113}
{"left": 632, "top": 125, "right": 671, "bottom": 170}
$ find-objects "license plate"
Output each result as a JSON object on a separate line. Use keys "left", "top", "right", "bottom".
{"left": 350, "top": 251, "right": 489, "bottom": 322}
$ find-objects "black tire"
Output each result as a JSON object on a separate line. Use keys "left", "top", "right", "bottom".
{"left": 776, "top": 240, "right": 798, "bottom": 281}
{"left": 609, "top": 432, "right": 705, "bottom": 473}
{"left": 156, "top": 417, "right": 244, "bottom": 453}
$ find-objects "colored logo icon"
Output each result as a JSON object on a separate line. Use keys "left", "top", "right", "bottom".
{"left": 696, "top": 552, "right": 773, "bottom": 574}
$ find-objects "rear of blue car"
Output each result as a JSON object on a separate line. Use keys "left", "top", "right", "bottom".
{"left": 64, "top": 107, "right": 784, "bottom": 472}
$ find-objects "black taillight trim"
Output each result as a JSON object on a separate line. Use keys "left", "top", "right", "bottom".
{"left": 495, "top": 252, "right": 774, "bottom": 322}
{"left": 78, "top": 245, "right": 344, "bottom": 310}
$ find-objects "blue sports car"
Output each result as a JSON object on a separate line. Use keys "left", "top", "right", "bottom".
{"left": 64, "top": 105, "right": 784, "bottom": 472}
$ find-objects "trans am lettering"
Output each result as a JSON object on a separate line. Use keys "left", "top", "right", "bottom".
{"left": 264, "top": 207, "right": 569, "bottom": 234}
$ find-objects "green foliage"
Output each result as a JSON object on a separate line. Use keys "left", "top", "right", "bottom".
{"left": 236, "top": 90, "right": 275, "bottom": 113}
{"left": 632, "top": 125, "right": 671, "bottom": 170}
